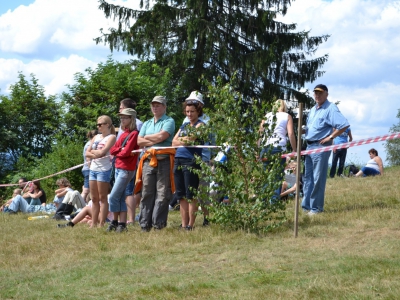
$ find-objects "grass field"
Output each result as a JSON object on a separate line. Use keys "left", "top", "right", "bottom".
{"left": 1, "top": 166, "right": 400, "bottom": 299}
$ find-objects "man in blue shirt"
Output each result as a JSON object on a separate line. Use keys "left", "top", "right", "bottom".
{"left": 330, "top": 127, "right": 353, "bottom": 178}
{"left": 302, "top": 84, "right": 349, "bottom": 215}
{"left": 137, "top": 96, "right": 176, "bottom": 231}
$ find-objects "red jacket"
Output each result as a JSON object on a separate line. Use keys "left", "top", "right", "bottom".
{"left": 110, "top": 129, "right": 139, "bottom": 171}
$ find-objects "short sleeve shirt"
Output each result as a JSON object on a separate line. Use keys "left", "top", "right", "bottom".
{"left": 305, "top": 100, "right": 349, "bottom": 141}
{"left": 139, "top": 114, "right": 175, "bottom": 146}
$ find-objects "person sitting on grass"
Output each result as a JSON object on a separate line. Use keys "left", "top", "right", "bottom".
{"left": 52, "top": 189, "right": 87, "bottom": 220}
{"left": 1, "top": 189, "right": 56, "bottom": 214}
{"left": 354, "top": 148, "right": 384, "bottom": 177}
{"left": 57, "top": 200, "right": 113, "bottom": 228}
{"left": 0, "top": 188, "right": 22, "bottom": 212}
{"left": 280, "top": 161, "right": 303, "bottom": 200}
{"left": 53, "top": 178, "right": 74, "bottom": 208}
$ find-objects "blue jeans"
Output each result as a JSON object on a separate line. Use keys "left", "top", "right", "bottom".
{"left": 330, "top": 148, "right": 347, "bottom": 178}
{"left": 361, "top": 166, "right": 380, "bottom": 177}
{"left": 260, "top": 146, "right": 286, "bottom": 203}
{"left": 7, "top": 195, "right": 29, "bottom": 213}
{"left": 302, "top": 142, "right": 332, "bottom": 213}
{"left": 82, "top": 169, "right": 90, "bottom": 188}
{"left": 108, "top": 168, "right": 135, "bottom": 212}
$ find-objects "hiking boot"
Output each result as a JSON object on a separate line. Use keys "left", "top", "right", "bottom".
{"left": 116, "top": 224, "right": 127, "bottom": 233}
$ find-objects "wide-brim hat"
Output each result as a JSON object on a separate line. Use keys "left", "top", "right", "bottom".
{"left": 185, "top": 91, "right": 204, "bottom": 104}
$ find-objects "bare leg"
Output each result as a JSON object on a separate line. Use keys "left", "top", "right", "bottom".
{"left": 98, "top": 181, "right": 110, "bottom": 227}
{"left": 126, "top": 194, "right": 134, "bottom": 223}
{"left": 355, "top": 170, "right": 364, "bottom": 177}
{"left": 71, "top": 206, "right": 91, "bottom": 224}
{"left": 81, "top": 186, "right": 90, "bottom": 203}
{"left": 180, "top": 199, "right": 189, "bottom": 227}
{"left": 188, "top": 199, "right": 198, "bottom": 227}
{"left": 90, "top": 180, "right": 100, "bottom": 228}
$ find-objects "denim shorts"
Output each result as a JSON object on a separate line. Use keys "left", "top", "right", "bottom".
{"left": 89, "top": 169, "right": 112, "bottom": 183}
{"left": 82, "top": 169, "right": 90, "bottom": 188}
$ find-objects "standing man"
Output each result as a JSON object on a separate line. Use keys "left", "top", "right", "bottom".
{"left": 136, "top": 96, "right": 176, "bottom": 231}
{"left": 329, "top": 127, "right": 353, "bottom": 178}
{"left": 302, "top": 84, "right": 349, "bottom": 215}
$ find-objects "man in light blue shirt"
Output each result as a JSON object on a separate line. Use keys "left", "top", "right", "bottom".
{"left": 302, "top": 84, "right": 349, "bottom": 215}
{"left": 137, "top": 96, "right": 175, "bottom": 231}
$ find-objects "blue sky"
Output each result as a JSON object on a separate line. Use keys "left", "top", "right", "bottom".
{"left": 1, "top": 0, "right": 399, "bottom": 166}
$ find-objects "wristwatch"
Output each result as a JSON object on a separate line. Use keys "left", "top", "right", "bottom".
{"left": 329, "top": 135, "right": 334, "bottom": 140}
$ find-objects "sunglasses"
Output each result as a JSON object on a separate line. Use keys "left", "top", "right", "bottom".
{"left": 186, "top": 100, "right": 200, "bottom": 105}
{"left": 97, "top": 122, "right": 108, "bottom": 127}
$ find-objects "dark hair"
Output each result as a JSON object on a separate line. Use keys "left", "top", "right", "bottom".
{"left": 86, "top": 129, "right": 98, "bottom": 140}
{"left": 369, "top": 148, "right": 378, "bottom": 156}
{"left": 120, "top": 98, "right": 137, "bottom": 109}
{"left": 18, "top": 177, "right": 28, "bottom": 183}
{"left": 182, "top": 101, "right": 203, "bottom": 117}
{"left": 33, "top": 180, "right": 41, "bottom": 190}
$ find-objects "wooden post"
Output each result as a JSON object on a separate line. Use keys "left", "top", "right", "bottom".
{"left": 294, "top": 102, "right": 303, "bottom": 238}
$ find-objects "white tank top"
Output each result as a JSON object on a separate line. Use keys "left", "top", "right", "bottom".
{"left": 365, "top": 158, "right": 379, "bottom": 172}
{"left": 89, "top": 134, "right": 113, "bottom": 172}
{"left": 263, "top": 112, "right": 289, "bottom": 150}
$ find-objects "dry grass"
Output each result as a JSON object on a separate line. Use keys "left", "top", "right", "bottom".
{"left": 1, "top": 166, "right": 400, "bottom": 299}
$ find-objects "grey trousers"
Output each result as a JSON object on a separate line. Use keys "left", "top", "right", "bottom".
{"left": 139, "top": 158, "right": 172, "bottom": 229}
{"left": 62, "top": 191, "right": 86, "bottom": 210}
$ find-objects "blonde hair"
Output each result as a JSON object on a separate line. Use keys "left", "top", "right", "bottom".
{"left": 273, "top": 99, "right": 287, "bottom": 113}
{"left": 13, "top": 188, "right": 22, "bottom": 195}
{"left": 56, "top": 177, "right": 71, "bottom": 188}
{"left": 98, "top": 115, "right": 116, "bottom": 135}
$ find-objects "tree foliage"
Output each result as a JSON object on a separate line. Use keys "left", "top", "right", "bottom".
{"left": 60, "top": 58, "right": 182, "bottom": 138}
{"left": 192, "top": 77, "right": 286, "bottom": 233}
{"left": 96, "top": 0, "right": 329, "bottom": 105}
{"left": 0, "top": 73, "right": 61, "bottom": 170}
{"left": 385, "top": 109, "right": 400, "bottom": 166}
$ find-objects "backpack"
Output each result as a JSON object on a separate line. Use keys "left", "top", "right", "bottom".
{"left": 345, "top": 164, "right": 359, "bottom": 177}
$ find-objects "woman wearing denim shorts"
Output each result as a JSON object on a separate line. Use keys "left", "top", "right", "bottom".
{"left": 86, "top": 115, "right": 116, "bottom": 227}
{"left": 106, "top": 108, "right": 140, "bottom": 232}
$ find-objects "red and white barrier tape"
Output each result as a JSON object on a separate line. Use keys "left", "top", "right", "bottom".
{"left": 282, "top": 132, "right": 400, "bottom": 158}
{"left": 1, "top": 132, "right": 399, "bottom": 187}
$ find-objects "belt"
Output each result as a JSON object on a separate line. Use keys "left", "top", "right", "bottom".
{"left": 306, "top": 140, "right": 320, "bottom": 145}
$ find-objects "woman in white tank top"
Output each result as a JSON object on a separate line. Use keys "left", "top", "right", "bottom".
{"left": 85, "top": 115, "right": 116, "bottom": 227}
{"left": 355, "top": 148, "right": 383, "bottom": 177}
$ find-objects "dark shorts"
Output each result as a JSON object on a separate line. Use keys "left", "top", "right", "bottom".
{"left": 173, "top": 157, "right": 200, "bottom": 200}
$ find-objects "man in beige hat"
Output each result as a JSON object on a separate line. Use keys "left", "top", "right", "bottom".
{"left": 136, "top": 96, "right": 176, "bottom": 231}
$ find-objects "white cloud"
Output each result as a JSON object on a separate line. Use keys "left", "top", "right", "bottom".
{"left": 0, "top": 55, "right": 98, "bottom": 95}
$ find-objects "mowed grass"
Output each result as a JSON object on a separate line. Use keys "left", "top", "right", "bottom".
{"left": 1, "top": 166, "right": 400, "bottom": 299}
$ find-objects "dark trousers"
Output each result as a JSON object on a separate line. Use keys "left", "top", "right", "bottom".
{"left": 330, "top": 148, "right": 347, "bottom": 178}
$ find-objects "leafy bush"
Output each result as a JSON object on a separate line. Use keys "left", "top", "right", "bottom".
{"left": 196, "top": 78, "right": 287, "bottom": 234}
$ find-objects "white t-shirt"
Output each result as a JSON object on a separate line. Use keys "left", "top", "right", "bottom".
{"left": 89, "top": 134, "right": 114, "bottom": 172}
{"left": 263, "top": 112, "right": 289, "bottom": 150}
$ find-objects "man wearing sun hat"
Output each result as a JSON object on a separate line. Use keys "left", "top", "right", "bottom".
{"left": 302, "top": 84, "right": 349, "bottom": 215}
{"left": 136, "top": 96, "right": 176, "bottom": 231}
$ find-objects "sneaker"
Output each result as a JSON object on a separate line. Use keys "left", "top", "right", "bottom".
{"left": 307, "top": 210, "right": 321, "bottom": 216}
{"left": 185, "top": 225, "right": 193, "bottom": 231}
{"left": 302, "top": 209, "right": 310, "bottom": 213}
{"left": 116, "top": 225, "right": 127, "bottom": 233}
{"left": 203, "top": 218, "right": 210, "bottom": 227}
{"left": 57, "top": 223, "right": 72, "bottom": 228}
{"left": 169, "top": 205, "right": 174, "bottom": 211}
{"left": 106, "top": 223, "right": 117, "bottom": 232}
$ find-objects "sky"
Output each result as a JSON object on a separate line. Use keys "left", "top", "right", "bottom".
{"left": 0, "top": 0, "right": 399, "bottom": 166}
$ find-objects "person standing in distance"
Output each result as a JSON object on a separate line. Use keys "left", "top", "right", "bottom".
{"left": 329, "top": 127, "right": 353, "bottom": 178}
{"left": 302, "top": 84, "right": 349, "bottom": 215}
{"left": 135, "top": 96, "right": 176, "bottom": 231}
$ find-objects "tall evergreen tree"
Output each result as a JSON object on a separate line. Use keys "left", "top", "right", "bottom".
{"left": 385, "top": 109, "right": 400, "bottom": 166}
{"left": 96, "top": 0, "right": 329, "bottom": 105}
